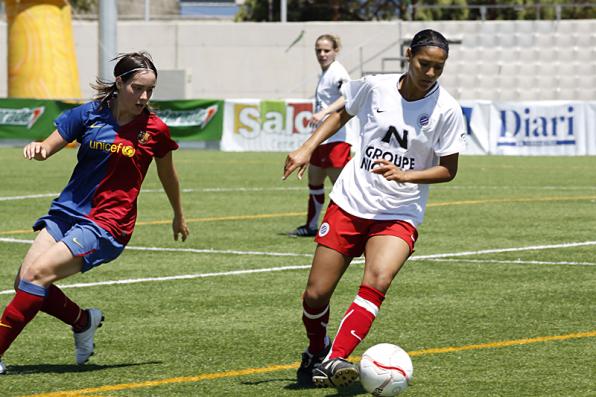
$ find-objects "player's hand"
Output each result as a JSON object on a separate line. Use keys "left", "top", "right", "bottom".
{"left": 23, "top": 142, "right": 48, "bottom": 160}
{"left": 309, "top": 111, "right": 326, "bottom": 127}
{"left": 282, "top": 148, "right": 310, "bottom": 181}
{"left": 371, "top": 159, "right": 409, "bottom": 182}
{"left": 172, "top": 215, "right": 189, "bottom": 242}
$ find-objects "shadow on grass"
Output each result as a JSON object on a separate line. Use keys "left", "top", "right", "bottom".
{"left": 4, "top": 360, "right": 162, "bottom": 375}
{"left": 283, "top": 381, "right": 368, "bottom": 396}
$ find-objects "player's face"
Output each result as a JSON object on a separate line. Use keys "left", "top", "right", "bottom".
{"left": 407, "top": 46, "right": 447, "bottom": 92}
{"left": 116, "top": 70, "right": 157, "bottom": 116}
{"left": 315, "top": 39, "right": 338, "bottom": 70}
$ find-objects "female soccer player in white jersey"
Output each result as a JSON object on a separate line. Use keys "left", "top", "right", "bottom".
{"left": 283, "top": 29, "right": 466, "bottom": 388}
{"left": 289, "top": 34, "right": 352, "bottom": 237}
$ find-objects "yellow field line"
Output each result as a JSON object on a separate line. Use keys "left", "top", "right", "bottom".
{"left": 2, "top": 195, "right": 595, "bottom": 236}
{"left": 22, "top": 330, "right": 596, "bottom": 397}
{"left": 135, "top": 212, "right": 305, "bottom": 226}
{"left": 428, "top": 195, "right": 596, "bottom": 207}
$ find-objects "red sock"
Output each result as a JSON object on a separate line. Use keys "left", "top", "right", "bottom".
{"left": 0, "top": 289, "right": 45, "bottom": 356}
{"left": 306, "top": 184, "right": 325, "bottom": 230}
{"left": 328, "top": 285, "right": 385, "bottom": 360}
{"left": 41, "top": 285, "right": 88, "bottom": 331}
{"left": 302, "top": 301, "right": 330, "bottom": 354}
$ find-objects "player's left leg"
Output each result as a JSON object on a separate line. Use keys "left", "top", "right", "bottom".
{"left": 316, "top": 235, "right": 411, "bottom": 387}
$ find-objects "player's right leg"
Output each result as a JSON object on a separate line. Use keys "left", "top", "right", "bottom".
{"left": 0, "top": 229, "right": 83, "bottom": 373}
{"left": 297, "top": 244, "right": 351, "bottom": 386}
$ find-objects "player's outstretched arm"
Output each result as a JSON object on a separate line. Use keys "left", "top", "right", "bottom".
{"left": 372, "top": 153, "right": 459, "bottom": 184}
{"left": 283, "top": 107, "right": 352, "bottom": 180}
{"left": 155, "top": 151, "right": 190, "bottom": 242}
{"left": 23, "top": 130, "right": 69, "bottom": 161}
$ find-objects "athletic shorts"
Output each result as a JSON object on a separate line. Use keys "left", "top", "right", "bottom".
{"left": 33, "top": 212, "right": 125, "bottom": 273}
{"left": 315, "top": 201, "right": 418, "bottom": 258}
{"left": 310, "top": 141, "right": 351, "bottom": 168}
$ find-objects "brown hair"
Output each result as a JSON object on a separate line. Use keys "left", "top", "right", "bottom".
{"left": 91, "top": 51, "right": 158, "bottom": 110}
{"left": 315, "top": 34, "right": 342, "bottom": 52}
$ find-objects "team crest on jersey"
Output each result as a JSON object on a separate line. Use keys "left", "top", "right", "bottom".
{"left": 137, "top": 130, "right": 150, "bottom": 144}
{"left": 417, "top": 114, "right": 430, "bottom": 128}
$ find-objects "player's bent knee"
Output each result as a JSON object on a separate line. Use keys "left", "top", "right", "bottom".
{"left": 19, "top": 264, "right": 54, "bottom": 287}
{"left": 303, "top": 289, "right": 331, "bottom": 308}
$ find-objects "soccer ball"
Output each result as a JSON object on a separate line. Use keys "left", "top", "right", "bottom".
{"left": 359, "top": 343, "right": 413, "bottom": 396}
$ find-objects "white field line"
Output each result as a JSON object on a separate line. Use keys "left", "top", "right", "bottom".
{"left": 2, "top": 185, "right": 595, "bottom": 202}
{"left": 427, "top": 258, "right": 596, "bottom": 266}
{"left": 0, "top": 187, "right": 304, "bottom": 202}
{"left": 0, "top": 239, "right": 594, "bottom": 296}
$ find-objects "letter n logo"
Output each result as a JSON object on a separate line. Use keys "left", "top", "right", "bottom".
{"left": 381, "top": 126, "right": 408, "bottom": 149}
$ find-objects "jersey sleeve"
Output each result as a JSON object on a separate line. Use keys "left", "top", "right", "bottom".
{"left": 335, "top": 66, "right": 350, "bottom": 92}
{"left": 341, "top": 77, "right": 373, "bottom": 117}
{"left": 54, "top": 102, "right": 91, "bottom": 143}
{"left": 433, "top": 104, "right": 467, "bottom": 157}
{"left": 152, "top": 121, "right": 179, "bottom": 158}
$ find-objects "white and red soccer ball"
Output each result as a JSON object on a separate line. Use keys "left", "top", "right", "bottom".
{"left": 359, "top": 343, "right": 413, "bottom": 396}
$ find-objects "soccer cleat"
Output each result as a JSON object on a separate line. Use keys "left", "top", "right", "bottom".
{"left": 0, "top": 358, "right": 6, "bottom": 375}
{"left": 288, "top": 225, "right": 318, "bottom": 237}
{"left": 312, "top": 357, "right": 359, "bottom": 388}
{"left": 296, "top": 341, "right": 331, "bottom": 386}
{"left": 74, "top": 308, "right": 104, "bottom": 365}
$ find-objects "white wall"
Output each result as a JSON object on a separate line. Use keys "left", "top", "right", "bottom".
{"left": 1, "top": 20, "right": 595, "bottom": 101}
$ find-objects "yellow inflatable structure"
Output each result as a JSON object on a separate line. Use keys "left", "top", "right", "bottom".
{"left": 5, "top": 0, "right": 81, "bottom": 99}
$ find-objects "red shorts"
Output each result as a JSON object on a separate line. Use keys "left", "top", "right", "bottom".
{"left": 315, "top": 201, "right": 418, "bottom": 258}
{"left": 310, "top": 142, "right": 351, "bottom": 168}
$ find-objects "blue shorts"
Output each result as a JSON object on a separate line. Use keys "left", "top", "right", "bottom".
{"left": 33, "top": 212, "right": 125, "bottom": 273}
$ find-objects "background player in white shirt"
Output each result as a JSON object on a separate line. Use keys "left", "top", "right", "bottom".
{"left": 289, "top": 34, "right": 352, "bottom": 237}
{"left": 283, "top": 29, "right": 466, "bottom": 388}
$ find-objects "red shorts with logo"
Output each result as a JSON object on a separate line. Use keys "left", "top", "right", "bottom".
{"left": 315, "top": 201, "right": 418, "bottom": 258}
{"left": 310, "top": 141, "right": 351, "bottom": 168}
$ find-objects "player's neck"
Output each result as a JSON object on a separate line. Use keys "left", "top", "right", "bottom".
{"left": 398, "top": 75, "right": 428, "bottom": 102}
{"left": 109, "top": 98, "right": 136, "bottom": 126}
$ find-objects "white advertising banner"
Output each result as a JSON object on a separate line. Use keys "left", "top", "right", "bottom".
{"left": 221, "top": 99, "right": 314, "bottom": 152}
{"left": 493, "top": 101, "right": 587, "bottom": 155}
{"left": 221, "top": 99, "right": 596, "bottom": 155}
{"left": 460, "top": 100, "right": 494, "bottom": 155}
{"left": 584, "top": 102, "right": 596, "bottom": 155}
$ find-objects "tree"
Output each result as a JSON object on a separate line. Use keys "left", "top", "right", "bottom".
{"left": 236, "top": 0, "right": 594, "bottom": 21}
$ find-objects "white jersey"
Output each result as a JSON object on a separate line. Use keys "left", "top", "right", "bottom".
{"left": 314, "top": 60, "right": 350, "bottom": 145}
{"left": 330, "top": 73, "right": 466, "bottom": 226}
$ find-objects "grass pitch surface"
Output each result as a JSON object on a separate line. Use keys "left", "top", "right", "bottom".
{"left": 0, "top": 148, "right": 594, "bottom": 396}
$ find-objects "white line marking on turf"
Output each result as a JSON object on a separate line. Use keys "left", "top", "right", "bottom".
{"left": 427, "top": 258, "right": 596, "bottom": 267}
{"left": 0, "top": 238, "right": 312, "bottom": 257}
{"left": 0, "top": 265, "right": 315, "bottom": 295}
{"left": 0, "top": 239, "right": 594, "bottom": 296}
{"left": 0, "top": 187, "right": 305, "bottom": 202}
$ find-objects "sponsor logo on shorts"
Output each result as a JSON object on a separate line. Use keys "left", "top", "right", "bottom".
{"left": 318, "top": 222, "right": 330, "bottom": 237}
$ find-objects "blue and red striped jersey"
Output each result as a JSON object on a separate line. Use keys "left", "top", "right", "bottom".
{"left": 49, "top": 101, "right": 179, "bottom": 244}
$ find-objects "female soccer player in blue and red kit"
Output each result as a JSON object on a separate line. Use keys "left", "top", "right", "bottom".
{"left": 0, "top": 52, "right": 190, "bottom": 374}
